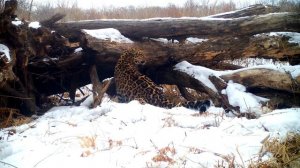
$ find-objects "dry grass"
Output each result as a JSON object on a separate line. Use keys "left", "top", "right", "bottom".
{"left": 14, "top": 0, "right": 235, "bottom": 21}
{"left": 250, "top": 133, "right": 300, "bottom": 168}
{"left": 79, "top": 135, "right": 98, "bottom": 157}
{"left": 0, "top": 107, "right": 32, "bottom": 128}
{"left": 152, "top": 146, "right": 177, "bottom": 164}
{"left": 2, "top": 0, "right": 299, "bottom": 21}
{"left": 79, "top": 135, "right": 97, "bottom": 149}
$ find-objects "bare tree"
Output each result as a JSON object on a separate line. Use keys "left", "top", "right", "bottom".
{"left": 27, "top": 0, "right": 34, "bottom": 20}
{"left": 0, "top": 0, "right": 5, "bottom": 13}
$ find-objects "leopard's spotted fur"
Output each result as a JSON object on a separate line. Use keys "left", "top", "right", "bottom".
{"left": 114, "top": 49, "right": 210, "bottom": 112}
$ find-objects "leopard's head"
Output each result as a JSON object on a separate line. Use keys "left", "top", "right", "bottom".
{"left": 122, "top": 49, "right": 146, "bottom": 66}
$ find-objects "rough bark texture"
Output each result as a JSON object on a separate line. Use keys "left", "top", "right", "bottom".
{"left": 53, "top": 12, "right": 300, "bottom": 40}
{"left": 210, "top": 4, "right": 280, "bottom": 18}
{"left": 220, "top": 68, "right": 300, "bottom": 94}
{"left": 85, "top": 34, "right": 300, "bottom": 68}
{"left": 89, "top": 65, "right": 112, "bottom": 108}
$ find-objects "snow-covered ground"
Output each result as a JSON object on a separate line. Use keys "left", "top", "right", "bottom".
{"left": 0, "top": 96, "right": 299, "bottom": 168}
{"left": 1, "top": 61, "right": 300, "bottom": 168}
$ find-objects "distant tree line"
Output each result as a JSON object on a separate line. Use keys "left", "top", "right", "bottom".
{"left": 1, "top": 0, "right": 299, "bottom": 21}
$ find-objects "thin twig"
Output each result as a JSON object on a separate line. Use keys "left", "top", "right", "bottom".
{"left": 0, "top": 94, "right": 32, "bottom": 100}
{"left": 33, "top": 151, "right": 59, "bottom": 168}
{"left": 0, "top": 160, "right": 18, "bottom": 168}
{"left": 236, "top": 146, "right": 245, "bottom": 168}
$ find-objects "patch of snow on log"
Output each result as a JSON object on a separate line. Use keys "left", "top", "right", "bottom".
{"left": 221, "top": 64, "right": 300, "bottom": 79}
{"left": 0, "top": 44, "right": 10, "bottom": 62}
{"left": 83, "top": 28, "right": 133, "bottom": 43}
{"left": 255, "top": 32, "right": 300, "bottom": 46}
{"left": 174, "top": 61, "right": 218, "bottom": 92}
{"left": 226, "top": 58, "right": 290, "bottom": 67}
{"left": 176, "top": 60, "right": 300, "bottom": 81}
{"left": 183, "top": 16, "right": 234, "bottom": 20}
{"left": 28, "top": 21, "right": 41, "bottom": 29}
{"left": 150, "top": 38, "right": 179, "bottom": 44}
{"left": 207, "top": 6, "right": 251, "bottom": 18}
{"left": 11, "top": 19, "right": 23, "bottom": 26}
{"left": 174, "top": 61, "right": 300, "bottom": 113}
{"left": 223, "top": 80, "right": 269, "bottom": 113}
{"left": 74, "top": 47, "right": 83, "bottom": 53}
{"left": 186, "top": 37, "right": 208, "bottom": 44}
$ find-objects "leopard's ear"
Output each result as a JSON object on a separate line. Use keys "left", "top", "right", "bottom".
{"left": 124, "top": 49, "right": 134, "bottom": 55}
{"left": 122, "top": 50, "right": 131, "bottom": 57}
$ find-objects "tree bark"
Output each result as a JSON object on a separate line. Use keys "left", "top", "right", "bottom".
{"left": 89, "top": 65, "right": 112, "bottom": 108}
{"left": 210, "top": 4, "right": 279, "bottom": 18}
{"left": 168, "top": 66, "right": 300, "bottom": 110}
{"left": 220, "top": 68, "right": 300, "bottom": 94}
{"left": 84, "top": 33, "right": 300, "bottom": 69}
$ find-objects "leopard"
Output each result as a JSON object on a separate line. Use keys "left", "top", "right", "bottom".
{"left": 114, "top": 49, "right": 211, "bottom": 113}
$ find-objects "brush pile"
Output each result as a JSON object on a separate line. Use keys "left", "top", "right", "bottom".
{"left": 0, "top": 0, "right": 299, "bottom": 117}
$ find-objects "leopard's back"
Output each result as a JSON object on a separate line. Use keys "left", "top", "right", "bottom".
{"left": 114, "top": 49, "right": 210, "bottom": 112}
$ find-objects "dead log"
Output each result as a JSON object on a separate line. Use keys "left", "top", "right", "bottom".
{"left": 85, "top": 33, "right": 300, "bottom": 69}
{"left": 27, "top": 32, "right": 300, "bottom": 112}
{"left": 89, "top": 65, "right": 111, "bottom": 108}
{"left": 165, "top": 65, "right": 300, "bottom": 111}
{"left": 222, "top": 68, "right": 300, "bottom": 108}
{"left": 220, "top": 68, "right": 300, "bottom": 94}
{"left": 211, "top": 4, "right": 279, "bottom": 18}
{"left": 40, "top": 13, "right": 66, "bottom": 27}
{"left": 53, "top": 12, "right": 300, "bottom": 40}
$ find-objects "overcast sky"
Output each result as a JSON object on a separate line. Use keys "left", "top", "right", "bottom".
{"left": 38, "top": 0, "right": 257, "bottom": 9}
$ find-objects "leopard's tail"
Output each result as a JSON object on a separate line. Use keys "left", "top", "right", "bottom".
{"left": 182, "top": 100, "right": 211, "bottom": 113}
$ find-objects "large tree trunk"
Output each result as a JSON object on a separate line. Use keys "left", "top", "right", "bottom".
{"left": 85, "top": 34, "right": 300, "bottom": 69}
{"left": 53, "top": 12, "right": 300, "bottom": 40}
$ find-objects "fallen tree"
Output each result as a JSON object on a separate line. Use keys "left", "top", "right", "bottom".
{"left": 0, "top": 1, "right": 299, "bottom": 116}
{"left": 53, "top": 9, "right": 300, "bottom": 40}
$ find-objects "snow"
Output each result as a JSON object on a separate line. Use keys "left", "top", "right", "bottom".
{"left": 174, "top": 61, "right": 299, "bottom": 113}
{"left": 1, "top": 60, "right": 300, "bottom": 167}
{"left": 0, "top": 44, "right": 10, "bottom": 62}
{"left": 28, "top": 22, "right": 41, "bottom": 29}
{"left": 226, "top": 58, "right": 290, "bottom": 67}
{"left": 205, "top": 6, "right": 253, "bottom": 18}
{"left": 75, "top": 47, "right": 83, "bottom": 53}
{"left": 0, "top": 95, "right": 299, "bottom": 168}
{"left": 255, "top": 32, "right": 300, "bottom": 46}
{"left": 224, "top": 81, "right": 268, "bottom": 112}
{"left": 176, "top": 60, "right": 300, "bottom": 82}
{"left": 11, "top": 20, "right": 23, "bottom": 26}
{"left": 221, "top": 64, "right": 300, "bottom": 80}
{"left": 186, "top": 37, "right": 208, "bottom": 44}
{"left": 150, "top": 38, "right": 179, "bottom": 44}
{"left": 82, "top": 28, "right": 133, "bottom": 43}
{"left": 174, "top": 61, "right": 218, "bottom": 92}
{"left": 259, "top": 108, "right": 300, "bottom": 137}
